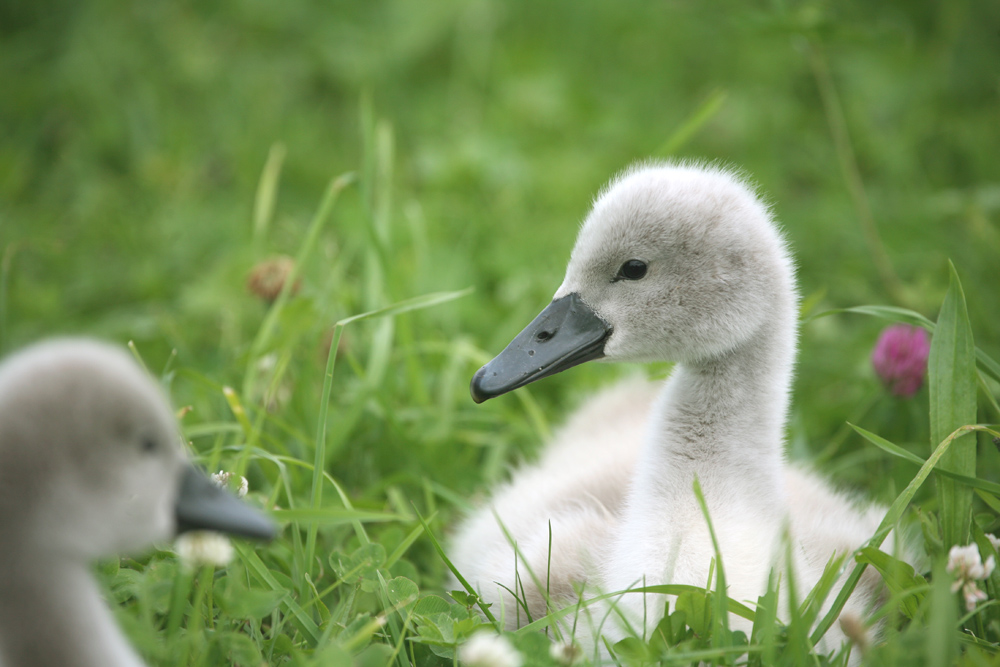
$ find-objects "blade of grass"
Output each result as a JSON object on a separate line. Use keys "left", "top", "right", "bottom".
{"left": 423, "top": 477, "right": 475, "bottom": 512}
{"left": 374, "top": 572, "right": 409, "bottom": 667}
{"left": 222, "top": 386, "right": 254, "bottom": 441}
{"left": 233, "top": 542, "right": 321, "bottom": 646}
{"left": 252, "top": 142, "right": 286, "bottom": 245}
{"left": 303, "top": 287, "right": 473, "bottom": 581}
{"left": 656, "top": 88, "right": 727, "bottom": 156}
{"left": 749, "top": 573, "right": 780, "bottom": 667}
{"left": 930, "top": 262, "right": 978, "bottom": 548}
{"left": 801, "top": 37, "right": 903, "bottom": 303}
{"left": 236, "top": 171, "right": 357, "bottom": 489}
{"left": 413, "top": 506, "right": 499, "bottom": 626}
{"left": 174, "top": 564, "right": 214, "bottom": 666}
{"left": 386, "top": 518, "right": 431, "bottom": 569}
{"left": 976, "top": 488, "right": 1000, "bottom": 516}
{"left": 781, "top": 535, "right": 809, "bottom": 665}
{"left": 514, "top": 583, "right": 756, "bottom": 635}
{"left": 271, "top": 508, "right": 407, "bottom": 524}
{"left": 927, "top": 559, "right": 959, "bottom": 667}
{"left": 855, "top": 547, "right": 926, "bottom": 619}
{"left": 165, "top": 565, "right": 195, "bottom": 640}
{"left": 976, "top": 348, "right": 1000, "bottom": 386}
{"left": 805, "top": 304, "right": 934, "bottom": 329}
{"left": 692, "top": 476, "right": 730, "bottom": 648}
{"left": 977, "top": 374, "right": 1000, "bottom": 421}
{"left": 340, "top": 616, "right": 390, "bottom": 653}
{"left": 491, "top": 511, "right": 564, "bottom": 641}
{"left": 810, "top": 423, "right": 990, "bottom": 644}
{"left": 241, "top": 171, "right": 357, "bottom": 401}
{"left": 851, "top": 422, "right": 1000, "bottom": 495}
{"left": 798, "top": 550, "right": 847, "bottom": 627}
{"left": 330, "top": 476, "right": 373, "bottom": 545}
{"left": 126, "top": 340, "right": 149, "bottom": 373}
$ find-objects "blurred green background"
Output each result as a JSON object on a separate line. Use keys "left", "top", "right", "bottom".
{"left": 2, "top": 0, "right": 999, "bottom": 499}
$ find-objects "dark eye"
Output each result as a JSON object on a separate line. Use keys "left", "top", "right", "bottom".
{"left": 141, "top": 436, "right": 158, "bottom": 453}
{"left": 617, "top": 259, "right": 647, "bottom": 281}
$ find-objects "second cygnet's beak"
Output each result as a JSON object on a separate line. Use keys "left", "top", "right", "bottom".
{"left": 470, "top": 292, "right": 612, "bottom": 403}
{"left": 175, "top": 465, "right": 276, "bottom": 541}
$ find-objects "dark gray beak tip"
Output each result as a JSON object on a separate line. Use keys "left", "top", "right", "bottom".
{"left": 470, "top": 364, "right": 507, "bottom": 403}
{"left": 175, "top": 465, "right": 277, "bottom": 542}
{"left": 470, "top": 366, "right": 490, "bottom": 404}
{"left": 469, "top": 293, "right": 611, "bottom": 403}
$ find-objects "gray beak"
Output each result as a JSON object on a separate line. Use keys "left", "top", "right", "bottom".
{"left": 471, "top": 292, "right": 612, "bottom": 403}
{"left": 175, "top": 465, "right": 276, "bottom": 541}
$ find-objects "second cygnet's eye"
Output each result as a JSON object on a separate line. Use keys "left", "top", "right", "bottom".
{"left": 617, "top": 259, "right": 648, "bottom": 281}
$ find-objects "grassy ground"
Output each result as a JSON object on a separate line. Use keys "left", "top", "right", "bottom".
{"left": 2, "top": 0, "right": 1000, "bottom": 664}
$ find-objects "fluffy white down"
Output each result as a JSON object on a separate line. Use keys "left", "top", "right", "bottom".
{"left": 449, "top": 163, "right": 901, "bottom": 661}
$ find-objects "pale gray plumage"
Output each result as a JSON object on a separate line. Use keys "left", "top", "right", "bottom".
{"left": 0, "top": 339, "right": 273, "bottom": 667}
{"left": 451, "top": 163, "right": 894, "bottom": 659}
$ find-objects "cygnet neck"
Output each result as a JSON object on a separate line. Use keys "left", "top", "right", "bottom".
{"left": 0, "top": 549, "right": 146, "bottom": 667}
{"left": 643, "top": 306, "right": 796, "bottom": 502}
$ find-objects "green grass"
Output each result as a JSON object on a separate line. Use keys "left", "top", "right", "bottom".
{"left": 3, "top": 0, "right": 1000, "bottom": 664}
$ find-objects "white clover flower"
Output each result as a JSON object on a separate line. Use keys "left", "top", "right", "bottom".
{"left": 458, "top": 631, "right": 522, "bottom": 667}
{"left": 549, "top": 640, "right": 582, "bottom": 665}
{"left": 175, "top": 531, "right": 234, "bottom": 568}
{"left": 211, "top": 470, "right": 249, "bottom": 498}
{"left": 947, "top": 544, "right": 995, "bottom": 587}
{"left": 961, "top": 581, "right": 989, "bottom": 612}
{"left": 947, "top": 543, "right": 995, "bottom": 611}
{"left": 987, "top": 533, "right": 1000, "bottom": 554}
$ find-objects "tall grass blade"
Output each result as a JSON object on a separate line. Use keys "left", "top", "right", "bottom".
{"left": 806, "top": 305, "right": 934, "bottom": 329}
{"left": 233, "top": 543, "right": 321, "bottom": 646}
{"left": 515, "top": 584, "right": 755, "bottom": 635}
{"left": 386, "top": 520, "right": 429, "bottom": 569}
{"left": 303, "top": 287, "right": 473, "bottom": 579}
{"left": 802, "top": 37, "right": 903, "bottom": 303}
{"left": 270, "top": 508, "right": 406, "bottom": 524}
{"left": 222, "top": 386, "right": 254, "bottom": 441}
{"left": 338, "top": 288, "right": 474, "bottom": 328}
{"left": 929, "top": 262, "right": 978, "bottom": 547}
{"left": 749, "top": 574, "right": 780, "bottom": 667}
{"left": 975, "top": 348, "right": 1000, "bottom": 386}
{"left": 854, "top": 547, "right": 926, "bottom": 619}
{"left": 850, "top": 423, "right": 1000, "bottom": 494}
{"left": 798, "top": 550, "right": 847, "bottom": 627}
{"left": 657, "top": 88, "right": 727, "bottom": 156}
{"left": 927, "top": 560, "right": 959, "bottom": 667}
{"left": 413, "top": 507, "right": 499, "bottom": 626}
{"left": 692, "top": 476, "right": 730, "bottom": 647}
{"left": 811, "top": 423, "right": 978, "bottom": 643}
{"left": 252, "top": 143, "right": 286, "bottom": 244}
{"left": 242, "top": 171, "right": 357, "bottom": 400}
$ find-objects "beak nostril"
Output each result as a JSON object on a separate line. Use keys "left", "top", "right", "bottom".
{"left": 468, "top": 293, "right": 609, "bottom": 402}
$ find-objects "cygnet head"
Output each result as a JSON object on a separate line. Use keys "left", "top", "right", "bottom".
{"left": 471, "top": 162, "right": 797, "bottom": 402}
{"left": 0, "top": 339, "right": 274, "bottom": 561}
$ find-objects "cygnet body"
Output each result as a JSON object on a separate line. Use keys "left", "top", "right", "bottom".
{"left": 0, "top": 339, "right": 275, "bottom": 667}
{"left": 451, "top": 163, "right": 889, "bottom": 656}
